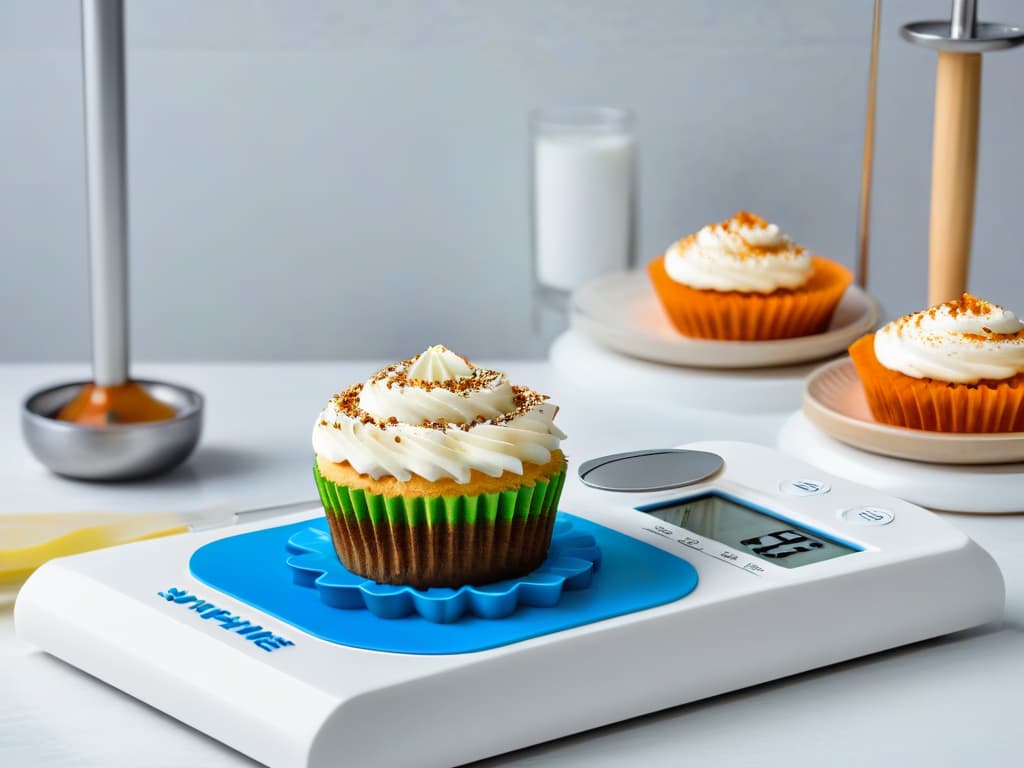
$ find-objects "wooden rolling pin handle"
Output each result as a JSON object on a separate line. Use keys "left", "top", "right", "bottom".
{"left": 928, "top": 50, "right": 982, "bottom": 306}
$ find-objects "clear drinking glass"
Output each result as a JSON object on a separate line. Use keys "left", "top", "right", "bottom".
{"left": 530, "top": 106, "right": 637, "bottom": 309}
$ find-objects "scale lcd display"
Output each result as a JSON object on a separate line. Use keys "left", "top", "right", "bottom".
{"left": 639, "top": 493, "right": 858, "bottom": 569}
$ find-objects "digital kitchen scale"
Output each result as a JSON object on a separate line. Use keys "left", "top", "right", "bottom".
{"left": 14, "top": 441, "right": 1004, "bottom": 768}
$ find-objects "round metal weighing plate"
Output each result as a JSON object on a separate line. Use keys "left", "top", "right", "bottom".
{"left": 578, "top": 449, "right": 724, "bottom": 493}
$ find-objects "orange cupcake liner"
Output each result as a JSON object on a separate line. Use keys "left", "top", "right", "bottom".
{"left": 849, "top": 333, "right": 1024, "bottom": 433}
{"left": 647, "top": 255, "right": 852, "bottom": 341}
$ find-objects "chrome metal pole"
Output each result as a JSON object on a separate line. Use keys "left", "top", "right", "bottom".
{"left": 950, "top": 0, "right": 978, "bottom": 39}
{"left": 81, "top": 0, "right": 129, "bottom": 386}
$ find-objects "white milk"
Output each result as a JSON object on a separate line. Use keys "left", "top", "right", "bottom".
{"left": 533, "top": 132, "right": 635, "bottom": 292}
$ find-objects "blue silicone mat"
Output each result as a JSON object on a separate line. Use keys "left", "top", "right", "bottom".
{"left": 283, "top": 517, "right": 604, "bottom": 622}
{"left": 189, "top": 512, "right": 698, "bottom": 655}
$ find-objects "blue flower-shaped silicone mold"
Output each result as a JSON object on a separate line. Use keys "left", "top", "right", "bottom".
{"left": 285, "top": 519, "right": 602, "bottom": 624}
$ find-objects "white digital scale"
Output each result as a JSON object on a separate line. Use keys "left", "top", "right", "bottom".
{"left": 15, "top": 441, "right": 1004, "bottom": 768}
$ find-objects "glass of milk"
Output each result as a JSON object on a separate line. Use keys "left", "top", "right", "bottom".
{"left": 530, "top": 106, "right": 636, "bottom": 306}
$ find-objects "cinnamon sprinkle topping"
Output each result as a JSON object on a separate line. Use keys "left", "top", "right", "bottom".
{"left": 729, "top": 211, "right": 770, "bottom": 230}
{"left": 890, "top": 293, "right": 1024, "bottom": 345}
{"left": 324, "top": 359, "right": 552, "bottom": 432}
{"left": 684, "top": 211, "right": 806, "bottom": 259}
{"left": 369, "top": 352, "right": 506, "bottom": 394}
{"left": 936, "top": 293, "right": 996, "bottom": 319}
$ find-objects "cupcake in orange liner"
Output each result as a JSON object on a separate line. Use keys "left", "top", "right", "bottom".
{"left": 311, "top": 345, "right": 567, "bottom": 589}
{"left": 849, "top": 294, "right": 1024, "bottom": 433}
{"left": 648, "top": 211, "right": 852, "bottom": 340}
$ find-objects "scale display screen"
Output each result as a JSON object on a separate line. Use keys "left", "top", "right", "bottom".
{"left": 639, "top": 493, "right": 859, "bottom": 569}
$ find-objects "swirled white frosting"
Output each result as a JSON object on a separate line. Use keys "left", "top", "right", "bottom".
{"left": 359, "top": 345, "right": 515, "bottom": 426}
{"left": 663, "top": 211, "right": 813, "bottom": 293}
{"left": 313, "top": 346, "right": 566, "bottom": 483}
{"left": 874, "top": 295, "right": 1024, "bottom": 383}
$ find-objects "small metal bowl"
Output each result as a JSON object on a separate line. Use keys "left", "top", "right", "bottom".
{"left": 21, "top": 380, "right": 203, "bottom": 481}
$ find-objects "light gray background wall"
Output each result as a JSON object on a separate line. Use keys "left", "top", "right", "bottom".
{"left": 2, "top": 0, "right": 1022, "bottom": 362}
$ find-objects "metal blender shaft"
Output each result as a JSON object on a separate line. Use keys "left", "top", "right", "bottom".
{"left": 81, "top": 0, "right": 129, "bottom": 387}
{"left": 20, "top": 0, "right": 203, "bottom": 480}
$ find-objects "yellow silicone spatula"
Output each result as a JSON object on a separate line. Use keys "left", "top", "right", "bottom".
{"left": 0, "top": 499, "right": 318, "bottom": 595}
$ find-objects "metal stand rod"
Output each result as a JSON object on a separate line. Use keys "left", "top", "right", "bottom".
{"left": 901, "top": 0, "right": 1024, "bottom": 304}
{"left": 950, "top": 0, "right": 977, "bottom": 39}
{"left": 81, "top": 0, "right": 129, "bottom": 386}
{"left": 856, "top": 0, "right": 882, "bottom": 291}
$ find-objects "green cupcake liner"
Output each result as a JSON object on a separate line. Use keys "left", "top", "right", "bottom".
{"left": 312, "top": 460, "right": 567, "bottom": 588}
{"left": 313, "top": 461, "right": 566, "bottom": 527}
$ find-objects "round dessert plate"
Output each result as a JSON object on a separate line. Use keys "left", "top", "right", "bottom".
{"left": 803, "top": 357, "right": 1024, "bottom": 465}
{"left": 570, "top": 271, "right": 879, "bottom": 369}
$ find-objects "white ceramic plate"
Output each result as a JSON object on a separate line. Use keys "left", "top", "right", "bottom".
{"left": 570, "top": 270, "right": 879, "bottom": 369}
{"left": 803, "top": 357, "right": 1024, "bottom": 465}
{"left": 777, "top": 411, "right": 1024, "bottom": 513}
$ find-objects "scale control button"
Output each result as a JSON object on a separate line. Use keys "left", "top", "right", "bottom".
{"left": 839, "top": 506, "right": 894, "bottom": 526}
{"left": 779, "top": 479, "right": 831, "bottom": 496}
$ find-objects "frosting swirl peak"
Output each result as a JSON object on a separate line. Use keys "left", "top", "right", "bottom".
{"left": 406, "top": 344, "right": 473, "bottom": 382}
{"left": 359, "top": 345, "right": 515, "bottom": 426}
{"left": 663, "top": 211, "right": 813, "bottom": 293}
{"left": 313, "top": 347, "right": 565, "bottom": 483}
{"left": 874, "top": 294, "right": 1024, "bottom": 383}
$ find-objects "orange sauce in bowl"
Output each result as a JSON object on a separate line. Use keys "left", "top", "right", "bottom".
{"left": 56, "top": 382, "right": 176, "bottom": 426}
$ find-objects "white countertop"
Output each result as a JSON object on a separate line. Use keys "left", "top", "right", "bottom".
{"left": 2, "top": 361, "right": 1021, "bottom": 767}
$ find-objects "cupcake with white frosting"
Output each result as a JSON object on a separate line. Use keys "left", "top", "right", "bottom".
{"left": 648, "top": 211, "right": 852, "bottom": 340}
{"left": 312, "top": 345, "right": 567, "bottom": 588}
{"left": 849, "top": 294, "right": 1024, "bottom": 432}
